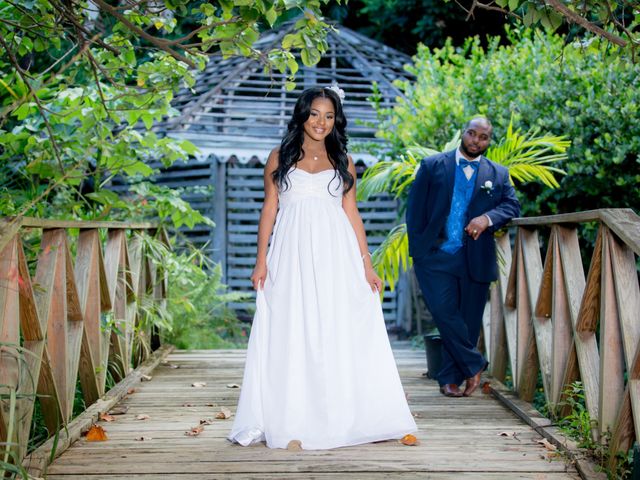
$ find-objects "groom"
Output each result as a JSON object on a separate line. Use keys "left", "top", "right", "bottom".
{"left": 406, "top": 117, "right": 520, "bottom": 397}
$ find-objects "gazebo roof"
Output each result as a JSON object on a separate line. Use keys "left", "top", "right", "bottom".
{"left": 160, "top": 22, "right": 414, "bottom": 165}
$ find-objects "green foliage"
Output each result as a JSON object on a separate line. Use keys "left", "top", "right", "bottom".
{"left": 141, "top": 234, "right": 249, "bottom": 350}
{"left": 375, "top": 30, "right": 640, "bottom": 217}
{"left": 556, "top": 381, "right": 632, "bottom": 479}
{"left": 359, "top": 117, "right": 568, "bottom": 290}
{"left": 458, "top": 0, "right": 640, "bottom": 57}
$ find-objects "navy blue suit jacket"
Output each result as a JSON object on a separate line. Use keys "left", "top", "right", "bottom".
{"left": 406, "top": 150, "right": 520, "bottom": 283}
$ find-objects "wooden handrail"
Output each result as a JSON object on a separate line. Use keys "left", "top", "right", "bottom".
{"left": 484, "top": 208, "right": 640, "bottom": 472}
{"left": 0, "top": 216, "right": 169, "bottom": 466}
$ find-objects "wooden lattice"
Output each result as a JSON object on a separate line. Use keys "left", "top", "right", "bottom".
{"left": 0, "top": 218, "right": 167, "bottom": 463}
{"left": 484, "top": 208, "right": 640, "bottom": 468}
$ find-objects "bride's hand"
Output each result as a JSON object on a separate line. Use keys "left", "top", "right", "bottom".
{"left": 364, "top": 265, "right": 383, "bottom": 293}
{"left": 251, "top": 263, "right": 267, "bottom": 290}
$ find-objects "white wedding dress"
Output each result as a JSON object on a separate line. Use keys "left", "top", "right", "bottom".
{"left": 228, "top": 167, "right": 417, "bottom": 450}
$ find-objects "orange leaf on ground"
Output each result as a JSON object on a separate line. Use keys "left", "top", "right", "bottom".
{"left": 99, "top": 412, "right": 115, "bottom": 422}
{"left": 86, "top": 424, "right": 108, "bottom": 441}
{"left": 215, "top": 407, "right": 232, "bottom": 419}
{"left": 185, "top": 425, "right": 205, "bottom": 436}
{"left": 482, "top": 381, "right": 491, "bottom": 394}
{"left": 400, "top": 434, "right": 420, "bottom": 446}
{"left": 286, "top": 440, "right": 303, "bottom": 451}
{"left": 536, "top": 438, "right": 557, "bottom": 451}
{"left": 127, "top": 388, "right": 136, "bottom": 395}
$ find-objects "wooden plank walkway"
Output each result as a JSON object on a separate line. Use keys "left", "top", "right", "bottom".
{"left": 46, "top": 345, "right": 580, "bottom": 479}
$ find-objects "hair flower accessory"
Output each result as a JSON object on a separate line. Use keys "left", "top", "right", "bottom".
{"left": 480, "top": 180, "right": 494, "bottom": 196}
{"left": 327, "top": 84, "right": 345, "bottom": 104}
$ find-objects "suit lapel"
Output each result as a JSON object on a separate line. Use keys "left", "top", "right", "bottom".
{"left": 444, "top": 150, "right": 456, "bottom": 202}
{"left": 471, "top": 156, "right": 491, "bottom": 201}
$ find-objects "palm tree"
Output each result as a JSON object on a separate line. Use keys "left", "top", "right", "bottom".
{"left": 358, "top": 118, "right": 569, "bottom": 291}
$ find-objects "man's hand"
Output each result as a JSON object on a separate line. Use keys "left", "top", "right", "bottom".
{"left": 465, "top": 215, "right": 490, "bottom": 241}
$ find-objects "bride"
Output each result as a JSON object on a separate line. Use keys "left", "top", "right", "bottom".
{"left": 228, "top": 86, "right": 417, "bottom": 450}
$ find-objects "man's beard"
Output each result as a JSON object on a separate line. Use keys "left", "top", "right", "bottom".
{"left": 461, "top": 141, "right": 488, "bottom": 158}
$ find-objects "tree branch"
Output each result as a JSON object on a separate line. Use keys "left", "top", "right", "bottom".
{"left": 544, "top": 0, "right": 628, "bottom": 47}
{"left": 90, "top": 0, "right": 197, "bottom": 68}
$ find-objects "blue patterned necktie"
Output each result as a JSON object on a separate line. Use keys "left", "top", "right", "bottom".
{"left": 459, "top": 159, "right": 479, "bottom": 170}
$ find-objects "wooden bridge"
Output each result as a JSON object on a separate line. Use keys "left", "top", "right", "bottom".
{"left": 1, "top": 209, "right": 639, "bottom": 479}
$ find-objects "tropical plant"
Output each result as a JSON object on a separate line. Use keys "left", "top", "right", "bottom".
{"left": 358, "top": 118, "right": 569, "bottom": 290}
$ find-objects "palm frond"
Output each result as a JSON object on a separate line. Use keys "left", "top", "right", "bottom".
{"left": 357, "top": 154, "right": 419, "bottom": 201}
{"left": 371, "top": 223, "right": 410, "bottom": 292}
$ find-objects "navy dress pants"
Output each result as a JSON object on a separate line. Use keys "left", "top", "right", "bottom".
{"left": 413, "top": 247, "right": 489, "bottom": 386}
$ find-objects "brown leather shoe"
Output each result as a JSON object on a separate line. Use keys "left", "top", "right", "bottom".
{"left": 463, "top": 363, "right": 488, "bottom": 397}
{"left": 439, "top": 384, "right": 463, "bottom": 397}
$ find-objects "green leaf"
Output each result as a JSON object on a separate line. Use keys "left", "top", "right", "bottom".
{"left": 300, "top": 47, "right": 320, "bottom": 66}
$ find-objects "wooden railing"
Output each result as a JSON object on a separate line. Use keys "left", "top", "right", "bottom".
{"left": 484, "top": 208, "right": 640, "bottom": 466}
{"left": 0, "top": 217, "right": 169, "bottom": 465}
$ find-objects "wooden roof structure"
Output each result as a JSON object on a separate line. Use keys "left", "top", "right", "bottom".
{"left": 159, "top": 21, "right": 414, "bottom": 164}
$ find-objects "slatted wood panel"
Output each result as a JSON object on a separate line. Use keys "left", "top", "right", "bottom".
{"left": 225, "top": 162, "right": 400, "bottom": 326}
{"left": 44, "top": 345, "right": 580, "bottom": 479}
{"left": 0, "top": 218, "right": 168, "bottom": 464}
{"left": 484, "top": 209, "right": 640, "bottom": 471}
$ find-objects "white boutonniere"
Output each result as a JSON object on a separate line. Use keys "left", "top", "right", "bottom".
{"left": 480, "top": 180, "right": 494, "bottom": 196}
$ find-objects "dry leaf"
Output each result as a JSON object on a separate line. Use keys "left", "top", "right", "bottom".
{"left": 482, "top": 381, "right": 491, "bottom": 394}
{"left": 141, "top": 374, "right": 152, "bottom": 382}
{"left": 536, "top": 438, "right": 557, "bottom": 451}
{"left": 200, "top": 418, "right": 215, "bottom": 425}
{"left": 108, "top": 405, "right": 129, "bottom": 415}
{"left": 286, "top": 440, "right": 303, "bottom": 451}
{"left": 215, "top": 407, "right": 232, "bottom": 419}
{"left": 99, "top": 412, "right": 115, "bottom": 423}
{"left": 167, "top": 364, "right": 179, "bottom": 369}
{"left": 412, "top": 412, "right": 422, "bottom": 418}
{"left": 86, "top": 424, "right": 108, "bottom": 442}
{"left": 185, "top": 425, "right": 205, "bottom": 436}
{"left": 134, "top": 436, "right": 152, "bottom": 441}
{"left": 182, "top": 402, "right": 195, "bottom": 407}
{"left": 205, "top": 403, "right": 216, "bottom": 407}
{"left": 127, "top": 387, "right": 137, "bottom": 395}
{"left": 226, "top": 383, "right": 240, "bottom": 389}
{"left": 136, "top": 414, "right": 150, "bottom": 421}
{"left": 191, "top": 382, "right": 207, "bottom": 388}
{"left": 498, "top": 431, "right": 513, "bottom": 437}
{"left": 400, "top": 434, "right": 420, "bottom": 446}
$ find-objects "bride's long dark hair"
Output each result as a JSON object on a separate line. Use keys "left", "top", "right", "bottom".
{"left": 272, "top": 87, "right": 354, "bottom": 194}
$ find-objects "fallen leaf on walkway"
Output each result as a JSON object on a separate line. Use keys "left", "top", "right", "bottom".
{"left": 127, "top": 387, "right": 136, "bottom": 395}
{"left": 86, "top": 424, "right": 108, "bottom": 441}
{"left": 286, "top": 440, "right": 302, "bottom": 451}
{"left": 200, "top": 418, "right": 215, "bottom": 425}
{"left": 412, "top": 412, "right": 422, "bottom": 418}
{"left": 205, "top": 403, "right": 216, "bottom": 407}
{"left": 108, "top": 405, "right": 129, "bottom": 415}
{"left": 482, "top": 381, "right": 491, "bottom": 394}
{"left": 536, "top": 438, "right": 557, "bottom": 451}
{"left": 497, "top": 431, "right": 522, "bottom": 441}
{"left": 141, "top": 374, "right": 152, "bottom": 381}
{"left": 215, "top": 407, "right": 232, "bottom": 419}
{"left": 136, "top": 414, "right": 150, "bottom": 421}
{"left": 192, "top": 382, "right": 207, "bottom": 388}
{"left": 226, "top": 383, "right": 240, "bottom": 388}
{"left": 185, "top": 425, "right": 204, "bottom": 436}
{"left": 182, "top": 402, "right": 195, "bottom": 407}
{"left": 134, "top": 436, "right": 152, "bottom": 441}
{"left": 400, "top": 434, "right": 420, "bottom": 446}
{"left": 99, "top": 412, "right": 115, "bottom": 422}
